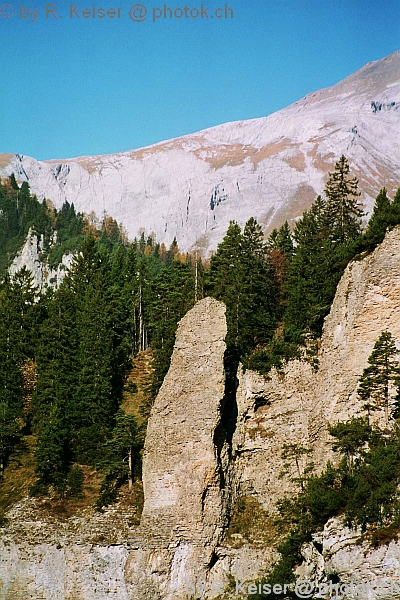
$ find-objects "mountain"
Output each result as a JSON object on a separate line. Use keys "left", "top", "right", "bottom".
{"left": 1, "top": 51, "right": 400, "bottom": 253}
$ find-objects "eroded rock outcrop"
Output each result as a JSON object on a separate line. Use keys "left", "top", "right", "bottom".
{"left": 297, "top": 517, "right": 400, "bottom": 599}
{"left": 10, "top": 228, "right": 74, "bottom": 291}
{"left": 136, "top": 296, "right": 234, "bottom": 598}
{"left": 232, "top": 226, "right": 400, "bottom": 512}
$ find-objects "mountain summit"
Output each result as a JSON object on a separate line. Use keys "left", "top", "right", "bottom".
{"left": 1, "top": 51, "right": 399, "bottom": 253}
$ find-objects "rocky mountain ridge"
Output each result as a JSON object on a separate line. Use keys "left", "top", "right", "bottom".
{"left": 1, "top": 51, "right": 400, "bottom": 254}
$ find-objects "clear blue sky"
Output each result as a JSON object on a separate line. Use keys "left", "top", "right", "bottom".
{"left": 0, "top": 0, "right": 399, "bottom": 160}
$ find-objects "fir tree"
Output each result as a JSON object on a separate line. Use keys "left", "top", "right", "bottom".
{"left": 283, "top": 196, "right": 332, "bottom": 339}
{"left": 70, "top": 242, "right": 127, "bottom": 463}
{"left": 31, "top": 285, "right": 77, "bottom": 490}
{"left": 240, "top": 218, "right": 276, "bottom": 353}
{"left": 34, "top": 406, "right": 70, "bottom": 493}
{"left": 148, "top": 258, "right": 195, "bottom": 394}
{"left": 0, "top": 271, "right": 36, "bottom": 472}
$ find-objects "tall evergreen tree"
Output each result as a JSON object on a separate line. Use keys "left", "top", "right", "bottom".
{"left": 205, "top": 219, "right": 276, "bottom": 358}
{"left": 68, "top": 238, "right": 128, "bottom": 463}
{"left": 284, "top": 196, "right": 333, "bottom": 339}
{"left": 101, "top": 409, "right": 141, "bottom": 489}
{"left": 267, "top": 221, "right": 294, "bottom": 259}
{"left": 0, "top": 270, "right": 38, "bottom": 473}
{"left": 31, "top": 285, "right": 77, "bottom": 489}
{"left": 205, "top": 221, "right": 244, "bottom": 349}
{"left": 148, "top": 258, "right": 195, "bottom": 394}
{"left": 323, "top": 155, "right": 363, "bottom": 244}
{"left": 240, "top": 218, "right": 276, "bottom": 353}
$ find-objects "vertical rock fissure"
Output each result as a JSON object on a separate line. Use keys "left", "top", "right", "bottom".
{"left": 213, "top": 348, "right": 239, "bottom": 490}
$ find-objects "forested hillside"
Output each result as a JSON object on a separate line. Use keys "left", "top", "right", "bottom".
{"left": 1, "top": 156, "right": 400, "bottom": 517}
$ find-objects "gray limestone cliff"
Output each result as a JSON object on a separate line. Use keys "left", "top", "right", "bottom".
{"left": 3, "top": 229, "right": 400, "bottom": 598}
{"left": 9, "top": 228, "right": 74, "bottom": 290}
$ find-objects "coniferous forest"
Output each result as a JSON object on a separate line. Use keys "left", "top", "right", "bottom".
{"left": 1, "top": 156, "right": 400, "bottom": 522}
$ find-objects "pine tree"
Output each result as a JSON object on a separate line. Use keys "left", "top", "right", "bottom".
{"left": 279, "top": 443, "right": 313, "bottom": 491}
{"left": 357, "top": 331, "right": 400, "bottom": 427}
{"left": 323, "top": 155, "right": 363, "bottom": 244}
{"left": 328, "top": 417, "right": 372, "bottom": 473}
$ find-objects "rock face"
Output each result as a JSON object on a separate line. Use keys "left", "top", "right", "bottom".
{"left": 1, "top": 52, "right": 400, "bottom": 254}
{"left": 142, "top": 297, "right": 228, "bottom": 538}
{"left": 232, "top": 226, "right": 400, "bottom": 512}
{"left": 9, "top": 228, "right": 74, "bottom": 291}
{"left": 139, "top": 296, "right": 232, "bottom": 598}
{"left": 4, "top": 229, "right": 400, "bottom": 598}
{"left": 297, "top": 517, "right": 400, "bottom": 599}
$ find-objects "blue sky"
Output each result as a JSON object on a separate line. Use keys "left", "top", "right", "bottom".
{"left": 0, "top": 0, "right": 399, "bottom": 160}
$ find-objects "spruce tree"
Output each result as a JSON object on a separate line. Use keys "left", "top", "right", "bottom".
{"left": 34, "top": 406, "right": 70, "bottom": 493}
{"left": 357, "top": 331, "right": 400, "bottom": 427}
{"left": 31, "top": 285, "right": 77, "bottom": 489}
{"left": 32, "top": 285, "right": 76, "bottom": 423}
{"left": 205, "top": 221, "right": 244, "bottom": 349}
{"left": 241, "top": 218, "right": 276, "bottom": 353}
{"left": 389, "top": 187, "right": 400, "bottom": 227}
{"left": 102, "top": 410, "right": 141, "bottom": 489}
{"left": 284, "top": 196, "right": 332, "bottom": 339}
{"left": 148, "top": 258, "right": 195, "bottom": 394}
{"left": 361, "top": 188, "right": 392, "bottom": 250}
{"left": 0, "top": 270, "right": 36, "bottom": 473}
{"left": 205, "top": 218, "right": 276, "bottom": 358}
{"left": 267, "top": 221, "right": 294, "bottom": 259}
{"left": 71, "top": 247, "right": 126, "bottom": 463}
{"left": 323, "top": 155, "right": 363, "bottom": 244}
